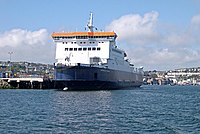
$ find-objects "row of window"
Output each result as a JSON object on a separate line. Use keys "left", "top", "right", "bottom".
{"left": 62, "top": 41, "right": 104, "bottom": 44}
{"left": 65, "top": 47, "right": 101, "bottom": 51}
{"left": 54, "top": 36, "right": 115, "bottom": 40}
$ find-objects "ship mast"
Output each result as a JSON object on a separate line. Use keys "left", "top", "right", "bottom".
{"left": 87, "top": 12, "right": 94, "bottom": 32}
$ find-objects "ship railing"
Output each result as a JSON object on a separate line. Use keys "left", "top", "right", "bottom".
{"left": 133, "top": 67, "right": 144, "bottom": 74}
{"left": 79, "top": 63, "right": 107, "bottom": 68}
{"left": 56, "top": 63, "right": 107, "bottom": 68}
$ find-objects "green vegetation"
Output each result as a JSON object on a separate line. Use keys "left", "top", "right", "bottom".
{"left": 0, "top": 61, "right": 54, "bottom": 79}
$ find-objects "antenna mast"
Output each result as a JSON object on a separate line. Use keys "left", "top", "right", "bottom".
{"left": 87, "top": 12, "right": 94, "bottom": 32}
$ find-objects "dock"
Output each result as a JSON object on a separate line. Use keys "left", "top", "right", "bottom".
{"left": 0, "top": 78, "right": 54, "bottom": 89}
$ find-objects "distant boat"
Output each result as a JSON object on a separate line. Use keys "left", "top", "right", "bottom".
{"left": 51, "top": 13, "right": 144, "bottom": 90}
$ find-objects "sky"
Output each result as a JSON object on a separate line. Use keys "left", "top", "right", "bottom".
{"left": 0, "top": 0, "right": 200, "bottom": 71}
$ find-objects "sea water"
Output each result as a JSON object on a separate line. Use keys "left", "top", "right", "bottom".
{"left": 0, "top": 85, "right": 199, "bottom": 133}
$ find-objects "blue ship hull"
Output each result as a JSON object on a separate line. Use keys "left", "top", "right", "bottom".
{"left": 54, "top": 66, "right": 143, "bottom": 90}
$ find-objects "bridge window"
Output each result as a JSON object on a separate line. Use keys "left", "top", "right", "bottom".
{"left": 64, "top": 47, "right": 102, "bottom": 51}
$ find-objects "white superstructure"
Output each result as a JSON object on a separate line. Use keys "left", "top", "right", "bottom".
{"left": 52, "top": 13, "right": 141, "bottom": 73}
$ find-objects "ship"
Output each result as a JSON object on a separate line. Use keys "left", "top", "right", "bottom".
{"left": 51, "top": 13, "right": 143, "bottom": 90}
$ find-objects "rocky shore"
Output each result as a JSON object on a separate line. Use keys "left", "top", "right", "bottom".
{"left": 0, "top": 79, "right": 13, "bottom": 89}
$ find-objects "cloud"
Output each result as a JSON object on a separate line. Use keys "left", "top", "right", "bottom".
{"left": 126, "top": 47, "right": 200, "bottom": 70}
{"left": 191, "top": 14, "right": 200, "bottom": 25}
{"left": 0, "top": 29, "right": 49, "bottom": 47}
{"left": 162, "top": 15, "right": 200, "bottom": 46}
{"left": 106, "top": 11, "right": 159, "bottom": 45}
{"left": 0, "top": 29, "right": 55, "bottom": 63}
{"left": 106, "top": 12, "right": 200, "bottom": 70}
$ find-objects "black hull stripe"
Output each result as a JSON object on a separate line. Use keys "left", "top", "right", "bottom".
{"left": 54, "top": 80, "right": 142, "bottom": 90}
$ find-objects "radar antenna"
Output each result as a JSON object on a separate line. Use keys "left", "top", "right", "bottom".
{"left": 86, "top": 12, "right": 97, "bottom": 32}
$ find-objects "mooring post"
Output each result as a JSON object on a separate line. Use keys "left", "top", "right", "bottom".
{"left": 17, "top": 82, "right": 19, "bottom": 89}
{"left": 40, "top": 82, "right": 43, "bottom": 89}
{"left": 30, "top": 81, "right": 33, "bottom": 89}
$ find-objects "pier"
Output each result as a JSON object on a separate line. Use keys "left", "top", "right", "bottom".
{"left": 0, "top": 78, "right": 54, "bottom": 89}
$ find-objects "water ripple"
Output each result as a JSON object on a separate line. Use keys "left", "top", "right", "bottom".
{"left": 0, "top": 86, "right": 200, "bottom": 133}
